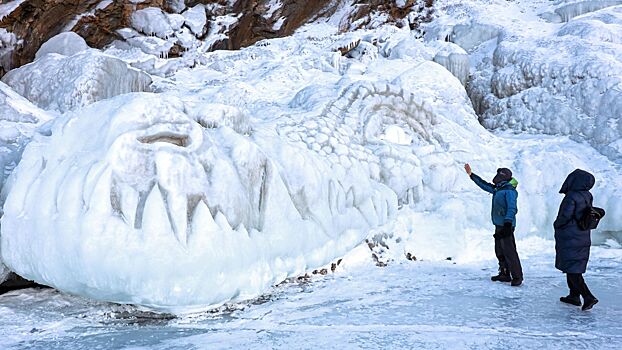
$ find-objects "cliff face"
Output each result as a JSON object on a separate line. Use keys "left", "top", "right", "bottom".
{"left": 0, "top": 0, "right": 434, "bottom": 76}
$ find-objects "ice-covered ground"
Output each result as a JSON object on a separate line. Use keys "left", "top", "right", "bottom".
{"left": 1, "top": 237, "right": 621, "bottom": 350}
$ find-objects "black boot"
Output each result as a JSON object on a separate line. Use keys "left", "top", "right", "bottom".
{"left": 582, "top": 297, "right": 599, "bottom": 311}
{"left": 491, "top": 268, "right": 511, "bottom": 282}
{"left": 560, "top": 295, "right": 581, "bottom": 306}
{"left": 510, "top": 278, "right": 523, "bottom": 287}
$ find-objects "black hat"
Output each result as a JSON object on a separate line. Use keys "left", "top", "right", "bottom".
{"left": 492, "top": 168, "right": 512, "bottom": 185}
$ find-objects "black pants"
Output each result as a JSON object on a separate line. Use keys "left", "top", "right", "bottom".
{"left": 494, "top": 226, "right": 523, "bottom": 280}
{"left": 567, "top": 273, "right": 594, "bottom": 300}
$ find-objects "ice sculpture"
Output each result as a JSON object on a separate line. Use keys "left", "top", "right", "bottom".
{"left": 1, "top": 75, "right": 444, "bottom": 310}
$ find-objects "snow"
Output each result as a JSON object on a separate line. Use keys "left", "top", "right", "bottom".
{"left": 131, "top": 7, "right": 175, "bottom": 39}
{"left": 0, "top": 28, "right": 20, "bottom": 72}
{"left": 182, "top": 5, "right": 207, "bottom": 36}
{"left": 0, "top": 0, "right": 25, "bottom": 21}
{"left": 1, "top": 49, "right": 152, "bottom": 112}
{"left": 0, "top": 81, "right": 54, "bottom": 284}
{"left": 431, "top": 0, "right": 622, "bottom": 162}
{"left": 0, "top": 0, "right": 620, "bottom": 321}
{"left": 0, "top": 241, "right": 621, "bottom": 349}
{"left": 554, "top": 0, "right": 622, "bottom": 22}
{"left": 34, "top": 32, "right": 89, "bottom": 60}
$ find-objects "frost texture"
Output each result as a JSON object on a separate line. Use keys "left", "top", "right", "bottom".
{"left": 0, "top": 81, "right": 53, "bottom": 284}
{"left": 1, "top": 50, "right": 152, "bottom": 113}
{"left": 34, "top": 32, "right": 89, "bottom": 60}
{"left": 466, "top": 5, "right": 622, "bottom": 161}
{"left": 554, "top": 0, "right": 622, "bottom": 22}
{"left": 131, "top": 7, "right": 175, "bottom": 39}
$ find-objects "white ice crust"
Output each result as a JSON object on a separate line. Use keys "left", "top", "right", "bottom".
{"left": 0, "top": 81, "right": 54, "bottom": 284}
{"left": 1, "top": 49, "right": 152, "bottom": 113}
{"left": 431, "top": 1, "right": 622, "bottom": 161}
{"left": 34, "top": 32, "right": 89, "bottom": 60}
{"left": 1, "top": 0, "right": 622, "bottom": 311}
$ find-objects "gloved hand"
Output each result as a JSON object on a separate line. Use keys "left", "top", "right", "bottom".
{"left": 501, "top": 221, "right": 513, "bottom": 237}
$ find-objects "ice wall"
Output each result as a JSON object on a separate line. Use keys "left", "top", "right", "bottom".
{"left": 554, "top": 0, "right": 622, "bottom": 22}
{"left": 1, "top": 50, "right": 152, "bottom": 113}
{"left": 0, "top": 81, "right": 54, "bottom": 285}
{"left": 465, "top": 5, "right": 622, "bottom": 162}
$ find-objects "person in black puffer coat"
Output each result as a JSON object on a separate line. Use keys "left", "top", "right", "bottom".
{"left": 554, "top": 169, "right": 599, "bottom": 311}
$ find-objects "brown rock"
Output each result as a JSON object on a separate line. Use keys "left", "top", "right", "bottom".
{"left": 1, "top": 0, "right": 435, "bottom": 76}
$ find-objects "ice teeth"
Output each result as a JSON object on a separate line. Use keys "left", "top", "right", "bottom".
{"left": 142, "top": 185, "right": 172, "bottom": 236}
{"left": 88, "top": 169, "right": 112, "bottom": 215}
{"left": 328, "top": 180, "right": 337, "bottom": 215}
{"left": 336, "top": 184, "right": 346, "bottom": 214}
{"left": 236, "top": 223, "right": 249, "bottom": 237}
{"left": 357, "top": 197, "right": 379, "bottom": 227}
{"left": 345, "top": 187, "right": 355, "bottom": 208}
{"left": 191, "top": 200, "right": 218, "bottom": 236}
{"left": 215, "top": 211, "right": 232, "bottom": 232}
{"left": 166, "top": 192, "right": 188, "bottom": 246}
{"left": 410, "top": 187, "right": 416, "bottom": 206}
{"left": 372, "top": 196, "right": 387, "bottom": 225}
{"left": 119, "top": 183, "right": 139, "bottom": 227}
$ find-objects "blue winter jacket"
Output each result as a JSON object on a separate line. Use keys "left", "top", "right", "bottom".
{"left": 470, "top": 173, "right": 518, "bottom": 227}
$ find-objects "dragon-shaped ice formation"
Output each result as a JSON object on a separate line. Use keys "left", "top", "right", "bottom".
{"left": 0, "top": 69, "right": 458, "bottom": 310}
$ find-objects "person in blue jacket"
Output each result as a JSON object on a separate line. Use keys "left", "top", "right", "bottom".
{"left": 465, "top": 163, "right": 523, "bottom": 286}
{"left": 554, "top": 169, "right": 598, "bottom": 310}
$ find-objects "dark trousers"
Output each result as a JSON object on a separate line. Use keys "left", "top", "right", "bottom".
{"left": 494, "top": 226, "right": 523, "bottom": 280}
{"left": 567, "top": 273, "right": 594, "bottom": 300}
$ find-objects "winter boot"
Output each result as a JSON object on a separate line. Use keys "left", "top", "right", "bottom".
{"left": 560, "top": 295, "right": 581, "bottom": 306}
{"left": 510, "top": 278, "right": 523, "bottom": 287}
{"left": 582, "top": 297, "right": 599, "bottom": 311}
{"left": 491, "top": 268, "right": 511, "bottom": 282}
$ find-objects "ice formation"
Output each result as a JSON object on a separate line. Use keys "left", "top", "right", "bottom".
{"left": 431, "top": 1, "right": 622, "bottom": 161}
{"left": 553, "top": 0, "right": 622, "bottom": 22}
{"left": 34, "top": 32, "right": 89, "bottom": 60}
{"left": 0, "top": 81, "right": 53, "bottom": 284}
{"left": 1, "top": 0, "right": 622, "bottom": 312}
{"left": 1, "top": 50, "right": 152, "bottom": 113}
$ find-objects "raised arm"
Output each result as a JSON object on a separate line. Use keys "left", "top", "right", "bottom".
{"left": 465, "top": 163, "right": 495, "bottom": 194}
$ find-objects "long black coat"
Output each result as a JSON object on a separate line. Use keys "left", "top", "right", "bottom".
{"left": 553, "top": 169, "right": 595, "bottom": 274}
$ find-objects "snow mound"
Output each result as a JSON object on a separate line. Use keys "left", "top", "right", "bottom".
{"left": 34, "top": 32, "right": 89, "bottom": 60}
{"left": 1, "top": 50, "right": 152, "bottom": 113}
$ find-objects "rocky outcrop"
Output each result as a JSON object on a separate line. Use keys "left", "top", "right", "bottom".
{"left": 0, "top": 0, "right": 435, "bottom": 76}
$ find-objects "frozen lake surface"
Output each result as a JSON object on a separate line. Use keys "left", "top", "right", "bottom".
{"left": 1, "top": 241, "right": 621, "bottom": 350}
